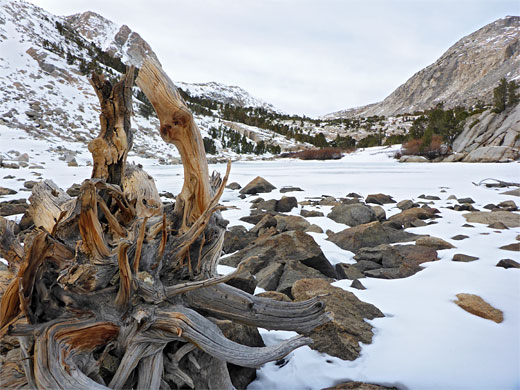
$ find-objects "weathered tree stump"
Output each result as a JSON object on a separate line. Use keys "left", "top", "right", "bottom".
{"left": 0, "top": 59, "right": 328, "bottom": 389}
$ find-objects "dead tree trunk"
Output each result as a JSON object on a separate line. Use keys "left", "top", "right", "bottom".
{"left": 0, "top": 60, "right": 328, "bottom": 389}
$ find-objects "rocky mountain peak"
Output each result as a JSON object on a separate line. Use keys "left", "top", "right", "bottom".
{"left": 65, "top": 11, "right": 160, "bottom": 67}
{"left": 327, "top": 16, "right": 520, "bottom": 119}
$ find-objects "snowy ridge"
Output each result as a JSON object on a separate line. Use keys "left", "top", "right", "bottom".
{"left": 176, "top": 80, "right": 279, "bottom": 112}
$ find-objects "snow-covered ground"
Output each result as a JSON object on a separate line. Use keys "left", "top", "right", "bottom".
{"left": 1, "top": 140, "right": 519, "bottom": 389}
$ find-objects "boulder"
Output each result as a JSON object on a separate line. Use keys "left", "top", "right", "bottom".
{"left": 399, "top": 155, "right": 430, "bottom": 163}
{"left": 222, "top": 225, "right": 256, "bottom": 254}
{"left": 499, "top": 243, "right": 520, "bottom": 251}
{"left": 0, "top": 187, "right": 17, "bottom": 196}
{"left": 451, "top": 234, "right": 469, "bottom": 240}
{"left": 462, "top": 146, "right": 519, "bottom": 162}
{"left": 496, "top": 259, "right": 520, "bottom": 269}
{"left": 277, "top": 262, "right": 330, "bottom": 297}
{"left": 463, "top": 211, "right": 520, "bottom": 228}
{"left": 226, "top": 182, "right": 242, "bottom": 190}
{"left": 415, "top": 236, "right": 455, "bottom": 250}
{"left": 365, "top": 193, "right": 395, "bottom": 205}
{"left": 323, "top": 382, "right": 398, "bottom": 390}
{"left": 0, "top": 199, "right": 28, "bottom": 216}
{"left": 457, "top": 197, "right": 475, "bottom": 204}
{"left": 305, "top": 224, "right": 323, "bottom": 233}
{"left": 66, "top": 183, "right": 82, "bottom": 197}
{"left": 225, "top": 270, "right": 257, "bottom": 294}
{"left": 292, "top": 279, "right": 383, "bottom": 360}
{"left": 300, "top": 209, "right": 324, "bottom": 218}
{"left": 327, "top": 203, "right": 376, "bottom": 226}
{"left": 488, "top": 222, "right": 508, "bottom": 230}
{"left": 452, "top": 254, "right": 479, "bottom": 262}
{"left": 327, "top": 221, "right": 419, "bottom": 253}
{"left": 350, "top": 279, "right": 366, "bottom": 290}
{"left": 454, "top": 293, "right": 503, "bottom": 323}
{"left": 274, "top": 215, "right": 310, "bottom": 232}
{"left": 388, "top": 207, "right": 437, "bottom": 227}
{"left": 279, "top": 186, "right": 303, "bottom": 193}
{"left": 250, "top": 215, "right": 277, "bottom": 235}
{"left": 319, "top": 196, "right": 340, "bottom": 206}
{"left": 500, "top": 188, "right": 520, "bottom": 197}
{"left": 396, "top": 199, "right": 415, "bottom": 210}
{"left": 275, "top": 196, "right": 297, "bottom": 212}
{"left": 255, "top": 262, "right": 284, "bottom": 290}
{"left": 418, "top": 194, "right": 440, "bottom": 200}
{"left": 239, "top": 176, "right": 276, "bottom": 195}
{"left": 251, "top": 199, "right": 277, "bottom": 212}
{"left": 354, "top": 244, "right": 438, "bottom": 279}
{"left": 221, "top": 230, "right": 336, "bottom": 279}
{"left": 497, "top": 200, "right": 517, "bottom": 211}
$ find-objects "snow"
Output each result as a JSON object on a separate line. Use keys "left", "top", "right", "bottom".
{"left": 1, "top": 137, "right": 519, "bottom": 389}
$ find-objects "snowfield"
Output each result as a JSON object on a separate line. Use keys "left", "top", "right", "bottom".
{"left": 0, "top": 138, "right": 519, "bottom": 389}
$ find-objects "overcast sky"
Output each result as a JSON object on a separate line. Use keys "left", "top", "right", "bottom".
{"left": 29, "top": 0, "right": 519, "bottom": 117}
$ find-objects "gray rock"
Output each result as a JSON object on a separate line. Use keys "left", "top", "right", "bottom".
{"left": 335, "top": 263, "right": 365, "bottom": 280}
{"left": 239, "top": 176, "right": 276, "bottom": 195}
{"left": 223, "top": 225, "right": 256, "bottom": 254}
{"left": 458, "top": 197, "right": 475, "bottom": 204}
{"left": 463, "top": 211, "right": 520, "bottom": 228}
{"left": 300, "top": 209, "right": 324, "bottom": 218}
{"left": 275, "top": 196, "right": 297, "bottom": 212}
{"left": 279, "top": 186, "right": 303, "bottom": 193}
{"left": 396, "top": 199, "right": 415, "bottom": 210}
{"left": 0, "top": 187, "right": 17, "bottom": 196}
{"left": 371, "top": 205, "right": 386, "bottom": 221}
{"left": 452, "top": 254, "right": 479, "bottom": 262}
{"left": 451, "top": 234, "right": 469, "bottom": 240}
{"left": 0, "top": 198, "right": 28, "bottom": 216}
{"left": 365, "top": 193, "right": 396, "bottom": 205}
{"left": 496, "top": 259, "right": 520, "bottom": 269}
{"left": 226, "top": 182, "right": 242, "bottom": 190}
{"left": 327, "top": 203, "right": 376, "bottom": 226}
{"left": 292, "top": 279, "right": 383, "bottom": 361}
{"left": 350, "top": 279, "right": 366, "bottom": 290}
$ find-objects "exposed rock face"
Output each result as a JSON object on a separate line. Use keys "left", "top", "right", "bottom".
{"left": 451, "top": 103, "right": 520, "bottom": 162}
{"left": 328, "top": 16, "right": 520, "bottom": 118}
{"left": 292, "top": 279, "right": 384, "bottom": 361}
{"left": 454, "top": 293, "right": 504, "bottom": 323}
{"left": 65, "top": 11, "right": 160, "bottom": 67}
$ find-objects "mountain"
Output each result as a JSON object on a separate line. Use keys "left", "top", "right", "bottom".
{"left": 326, "top": 16, "right": 520, "bottom": 118}
{"left": 0, "top": 0, "right": 297, "bottom": 165}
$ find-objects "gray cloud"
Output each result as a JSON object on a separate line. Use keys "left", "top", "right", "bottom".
{"left": 30, "top": 0, "right": 520, "bottom": 116}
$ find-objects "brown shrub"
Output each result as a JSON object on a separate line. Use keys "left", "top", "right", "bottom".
{"left": 281, "top": 147, "right": 346, "bottom": 160}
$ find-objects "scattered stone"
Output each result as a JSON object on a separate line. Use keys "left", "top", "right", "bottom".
{"left": 226, "top": 182, "right": 242, "bottom": 190}
{"left": 418, "top": 194, "right": 441, "bottom": 200}
{"left": 497, "top": 200, "right": 517, "bottom": 211}
{"left": 451, "top": 234, "right": 469, "bottom": 240}
{"left": 239, "top": 176, "right": 276, "bottom": 195}
{"left": 292, "top": 278, "right": 383, "bottom": 360}
{"left": 463, "top": 211, "right": 520, "bottom": 228}
{"left": 323, "top": 381, "right": 398, "bottom": 390}
{"left": 447, "top": 195, "right": 457, "bottom": 200}
{"left": 279, "top": 186, "right": 303, "bottom": 193}
{"left": 319, "top": 196, "right": 339, "bottom": 206}
{"left": 388, "top": 207, "right": 437, "bottom": 227}
{"left": 327, "top": 203, "right": 376, "bottom": 227}
{"left": 499, "top": 243, "right": 520, "bottom": 252}
{"left": 251, "top": 199, "right": 277, "bottom": 212}
{"left": 240, "top": 212, "right": 276, "bottom": 225}
{"left": 3, "top": 175, "right": 15, "bottom": 179}
{"left": 496, "top": 259, "right": 520, "bottom": 269}
{"left": 452, "top": 254, "right": 479, "bottom": 262}
{"left": 255, "top": 262, "right": 285, "bottom": 290}
{"left": 0, "top": 162, "right": 20, "bottom": 169}
{"left": 453, "top": 204, "right": 478, "bottom": 212}
{"left": 396, "top": 199, "right": 415, "bottom": 210}
{"left": 399, "top": 155, "right": 429, "bottom": 163}
{"left": 415, "top": 236, "right": 454, "bottom": 250}
{"left": 305, "top": 224, "right": 323, "bottom": 233}
{"left": 350, "top": 279, "right": 366, "bottom": 290}
{"left": 0, "top": 187, "right": 17, "bottom": 196}
{"left": 300, "top": 209, "right": 324, "bottom": 218}
{"left": 454, "top": 293, "right": 503, "bottom": 323}
{"left": 500, "top": 188, "right": 520, "bottom": 197}
{"left": 159, "top": 191, "right": 175, "bottom": 199}
{"left": 276, "top": 196, "right": 297, "bottom": 212}
{"left": 365, "top": 193, "right": 395, "bottom": 205}
{"left": 0, "top": 198, "right": 29, "bottom": 216}
{"left": 23, "top": 180, "right": 38, "bottom": 189}
{"left": 488, "top": 222, "right": 508, "bottom": 230}
{"left": 457, "top": 197, "right": 475, "bottom": 204}
{"left": 346, "top": 192, "right": 362, "bottom": 198}
{"left": 462, "top": 223, "right": 474, "bottom": 228}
